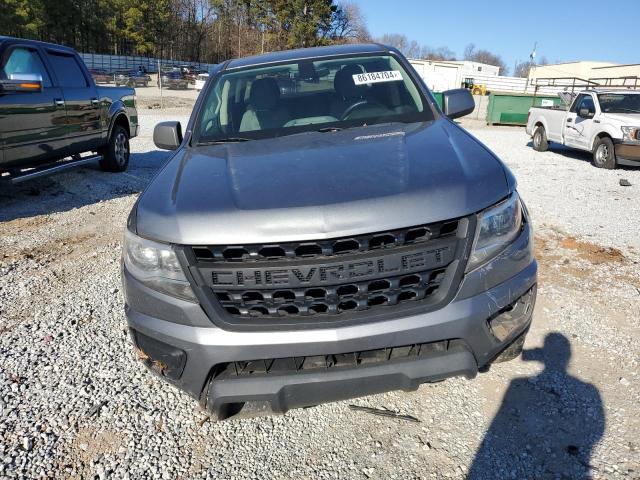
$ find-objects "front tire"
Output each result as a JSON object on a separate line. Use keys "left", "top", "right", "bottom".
{"left": 99, "top": 124, "right": 130, "bottom": 172}
{"left": 592, "top": 137, "right": 616, "bottom": 169}
{"left": 532, "top": 125, "right": 549, "bottom": 152}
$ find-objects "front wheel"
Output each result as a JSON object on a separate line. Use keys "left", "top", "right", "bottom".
{"left": 99, "top": 124, "right": 130, "bottom": 172}
{"left": 592, "top": 137, "right": 616, "bottom": 169}
{"left": 532, "top": 125, "right": 549, "bottom": 152}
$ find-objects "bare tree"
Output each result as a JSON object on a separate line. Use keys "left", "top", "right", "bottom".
{"left": 421, "top": 46, "right": 456, "bottom": 61}
{"left": 378, "top": 33, "right": 409, "bottom": 54}
{"left": 463, "top": 43, "right": 476, "bottom": 61}
{"left": 330, "top": 1, "right": 369, "bottom": 42}
{"left": 463, "top": 42, "right": 508, "bottom": 75}
{"left": 377, "top": 33, "right": 457, "bottom": 61}
{"left": 514, "top": 55, "right": 548, "bottom": 78}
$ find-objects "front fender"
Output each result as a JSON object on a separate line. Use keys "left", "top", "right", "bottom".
{"left": 589, "top": 125, "right": 620, "bottom": 151}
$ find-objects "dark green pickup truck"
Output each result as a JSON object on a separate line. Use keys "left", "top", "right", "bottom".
{"left": 0, "top": 36, "right": 138, "bottom": 182}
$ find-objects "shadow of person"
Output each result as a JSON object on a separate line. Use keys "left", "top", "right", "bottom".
{"left": 468, "top": 333, "right": 605, "bottom": 479}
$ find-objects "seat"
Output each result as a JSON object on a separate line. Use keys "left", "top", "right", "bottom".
{"left": 330, "top": 64, "right": 368, "bottom": 119}
{"left": 239, "top": 78, "right": 289, "bottom": 132}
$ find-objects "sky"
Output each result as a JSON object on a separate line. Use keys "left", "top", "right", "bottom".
{"left": 352, "top": 0, "right": 640, "bottom": 74}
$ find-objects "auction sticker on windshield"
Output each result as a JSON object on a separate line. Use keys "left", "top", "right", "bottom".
{"left": 353, "top": 71, "right": 403, "bottom": 85}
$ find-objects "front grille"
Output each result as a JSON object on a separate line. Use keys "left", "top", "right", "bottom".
{"left": 215, "top": 268, "right": 447, "bottom": 317}
{"left": 184, "top": 217, "right": 470, "bottom": 325}
{"left": 192, "top": 219, "right": 460, "bottom": 263}
{"left": 216, "top": 339, "right": 456, "bottom": 378}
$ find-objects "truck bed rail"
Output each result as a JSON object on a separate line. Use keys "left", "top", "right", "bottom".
{"left": 530, "top": 76, "right": 639, "bottom": 103}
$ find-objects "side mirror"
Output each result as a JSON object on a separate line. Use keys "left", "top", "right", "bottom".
{"left": 153, "top": 121, "right": 183, "bottom": 150}
{"left": 0, "top": 73, "right": 43, "bottom": 93}
{"left": 442, "top": 88, "right": 475, "bottom": 119}
{"left": 579, "top": 108, "right": 595, "bottom": 119}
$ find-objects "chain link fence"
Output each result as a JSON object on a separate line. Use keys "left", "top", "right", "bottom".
{"left": 79, "top": 53, "right": 216, "bottom": 73}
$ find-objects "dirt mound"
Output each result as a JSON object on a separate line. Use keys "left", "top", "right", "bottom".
{"left": 559, "top": 236, "right": 625, "bottom": 264}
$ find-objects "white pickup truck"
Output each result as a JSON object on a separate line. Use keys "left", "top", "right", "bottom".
{"left": 526, "top": 90, "right": 640, "bottom": 169}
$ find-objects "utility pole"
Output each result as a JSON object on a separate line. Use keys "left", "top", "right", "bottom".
{"left": 525, "top": 42, "right": 537, "bottom": 93}
{"left": 158, "top": 58, "right": 163, "bottom": 110}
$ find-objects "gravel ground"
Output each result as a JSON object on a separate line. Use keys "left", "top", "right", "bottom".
{"left": 0, "top": 106, "right": 639, "bottom": 479}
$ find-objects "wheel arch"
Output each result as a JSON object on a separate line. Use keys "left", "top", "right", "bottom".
{"left": 109, "top": 111, "right": 131, "bottom": 138}
{"left": 532, "top": 118, "right": 548, "bottom": 138}
{"left": 533, "top": 116, "right": 548, "bottom": 132}
{"left": 590, "top": 130, "right": 614, "bottom": 152}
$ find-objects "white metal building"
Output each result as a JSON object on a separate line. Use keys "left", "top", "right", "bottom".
{"left": 529, "top": 61, "right": 640, "bottom": 83}
{"left": 408, "top": 59, "right": 501, "bottom": 92}
{"left": 408, "top": 59, "right": 462, "bottom": 92}
{"left": 457, "top": 61, "right": 500, "bottom": 77}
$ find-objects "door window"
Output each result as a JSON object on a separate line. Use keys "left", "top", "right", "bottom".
{"left": 578, "top": 96, "right": 595, "bottom": 116}
{"left": 572, "top": 95, "right": 595, "bottom": 116}
{"left": 1, "top": 47, "right": 52, "bottom": 87}
{"left": 570, "top": 94, "right": 585, "bottom": 113}
{"left": 46, "top": 52, "right": 87, "bottom": 88}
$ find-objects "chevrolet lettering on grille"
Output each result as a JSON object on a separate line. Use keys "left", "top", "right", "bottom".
{"left": 206, "top": 245, "right": 454, "bottom": 289}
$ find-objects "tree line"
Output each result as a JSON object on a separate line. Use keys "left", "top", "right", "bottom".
{"left": 379, "top": 35, "right": 517, "bottom": 76}
{"left": 1, "top": 0, "right": 536, "bottom": 76}
{"left": 0, "top": 0, "right": 369, "bottom": 63}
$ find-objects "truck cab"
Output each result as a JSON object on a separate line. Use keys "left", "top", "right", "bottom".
{"left": 526, "top": 88, "right": 640, "bottom": 169}
{"left": 0, "top": 36, "right": 138, "bottom": 181}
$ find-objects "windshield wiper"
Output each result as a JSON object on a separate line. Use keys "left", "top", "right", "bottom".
{"left": 316, "top": 126, "right": 343, "bottom": 133}
{"left": 198, "top": 137, "right": 251, "bottom": 145}
{"left": 614, "top": 108, "right": 640, "bottom": 113}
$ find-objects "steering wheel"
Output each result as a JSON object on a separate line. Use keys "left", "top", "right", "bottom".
{"left": 341, "top": 100, "right": 385, "bottom": 121}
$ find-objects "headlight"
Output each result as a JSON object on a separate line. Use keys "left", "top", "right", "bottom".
{"left": 621, "top": 126, "right": 639, "bottom": 142}
{"left": 467, "top": 193, "right": 523, "bottom": 271}
{"left": 123, "top": 229, "right": 197, "bottom": 302}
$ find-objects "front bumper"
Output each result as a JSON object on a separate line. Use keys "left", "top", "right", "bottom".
{"left": 124, "top": 224, "right": 537, "bottom": 419}
{"left": 614, "top": 141, "right": 640, "bottom": 165}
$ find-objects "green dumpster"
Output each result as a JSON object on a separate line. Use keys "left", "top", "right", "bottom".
{"left": 486, "top": 92, "right": 563, "bottom": 126}
{"left": 431, "top": 92, "right": 443, "bottom": 109}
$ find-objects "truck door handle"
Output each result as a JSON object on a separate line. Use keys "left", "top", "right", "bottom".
{"left": 566, "top": 118, "right": 572, "bottom": 123}
{"left": 54, "top": 98, "right": 65, "bottom": 107}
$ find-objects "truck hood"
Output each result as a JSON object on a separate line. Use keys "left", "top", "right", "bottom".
{"left": 601, "top": 113, "right": 640, "bottom": 125}
{"left": 136, "top": 119, "right": 511, "bottom": 245}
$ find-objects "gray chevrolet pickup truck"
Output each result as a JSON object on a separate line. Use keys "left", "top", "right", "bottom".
{"left": 0, "top": 37, "right": 138, "bottom": 181}
{"left": 123, "top": 44, "right": 537, "bottom": 420}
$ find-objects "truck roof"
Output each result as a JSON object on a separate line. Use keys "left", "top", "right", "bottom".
{"left": 225, "top": 43, "right": 391, "bottom": 70}
{"left": 0, "top": 35, "right": 76, "bottom": 54}
{"left": 586, "top": 89, "right": 640, "bottom": 95}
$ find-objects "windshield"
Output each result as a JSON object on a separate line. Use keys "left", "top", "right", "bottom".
{"left": 194, "top": 54, "right": 433, "bottom": 144}
{"left": 598, "top": 93, "right": 640, "bottom": 114}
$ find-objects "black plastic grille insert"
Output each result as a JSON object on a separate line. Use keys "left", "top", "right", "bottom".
{"left": 187, "top": 218, "right": 466, "bottom": 321}
{"left": 215, "top": 268, "right": 447, "bottom": 317}
{"left": 192, "top": 219, "right": 459, "bottom": 263}
{"left": 217, "top": 339, "right": 456, "bottom": 378}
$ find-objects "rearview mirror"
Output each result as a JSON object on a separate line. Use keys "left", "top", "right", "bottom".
{"left": 154, "top": 121, "right": 183, "bottom": 150}
{"left": 579, "top": 108, "right": 595, "bottom": 119}
{"left": 442, "top": 88, "right": 475, "bottom": 119}
{"left": 0, "top": 73, "right": 43, "bottom": 93}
